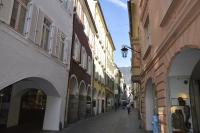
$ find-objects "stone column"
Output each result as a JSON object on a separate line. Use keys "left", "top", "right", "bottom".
{"left": 43, "top": 96, "right": 62, "bottom": 131}
{"left": 67, "top": 95, "right": 78, "bottom": 123}
{"left": 7, "top": 86, "right": 21, "bottom": 127}
{"left": 78, "top": 95, "right": 87, "bottom": 119}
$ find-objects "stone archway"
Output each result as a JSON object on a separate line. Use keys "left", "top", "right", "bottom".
{"left": 145, "top": 78, "right": 155, "bottom": 131}
{"left": 168, "top": 48, "right": 200, "bottom": 133}
{"left": 0, "top": 77, "right": 62, "bottom": 131}
{"left": 78, "top": 81, "right": 87, "bottom": 119}
{"left": 67, "top": 75, "right": 79, "bottom": 123}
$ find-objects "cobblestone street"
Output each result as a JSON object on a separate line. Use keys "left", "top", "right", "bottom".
{"left": 63, "top": 109, "right": 150, "bottom": 133}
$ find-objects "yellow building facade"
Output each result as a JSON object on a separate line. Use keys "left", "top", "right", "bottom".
{"left": 87, "top": 0, "right": 116, "bottom": 113}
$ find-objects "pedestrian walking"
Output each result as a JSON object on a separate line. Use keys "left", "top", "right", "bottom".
{"left": 114, "top": 102, "right": 117, "bottom": 111}
{"left": 127, "top": 103, "right": 131, "bottom": 114}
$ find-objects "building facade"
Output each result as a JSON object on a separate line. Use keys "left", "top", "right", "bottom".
{"left": 128, "top": 0, "right": 141, "bottom": 111}
{"left": 114, "top": 65, "right": 122, "bottom": 108}
{"left": 66, "top": 0, "right": 95, "bottom": 124}
{"left": 87, "top": 0, "right": 116, "bottom": 114}
{"left": 128, "top": 0, "right": 200, "bottom": 133}
{"left": 0, "top": 0, "right": 74, "bottom": 131}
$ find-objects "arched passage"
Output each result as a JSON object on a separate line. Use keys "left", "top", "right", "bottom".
{"left": 0, "top": 77, "right": 62, "bottom": 131}
{"left": 168, "top": 48, "right": 200, "bottom": 132}
{"left": 101, "top": 92, "right": 105, "bottom": 113}
{"left": 92, "top": 88, "right": 98, "bottom": 115}
{"left": 78, "top": 81, "right": 87, "bottom": 119}
{"left": 19, "top": 89, "right": 46, "bottom": 129}
{"left": 67, "top": 75, "right": 78, "bottom": 123}
{"left": 145, "top": 79, "right": 155, "bottom": 131}
{"left": 86, "top": 86, "right": 92, "bottom": 117}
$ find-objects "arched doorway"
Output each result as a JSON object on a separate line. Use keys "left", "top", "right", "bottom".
{"left": 78, "top": 81, "right": 86, "bottom": 119}
{"left": 145, "top": 79, "right": 156, "bottom": 131}
{"left": 101, "top": 92, "right": 105, "bottom": 113}
{"left": 92, "top": 88, "right": 98, "bottom": 115}
{"left": 67, "top": 76, "right": 78, "bottom": 123}
{"left": 0, "top": 86, "right": 12, "bottom": 129}
{"left": 19, "top": 89, "right": 46, "bottom": 129}
{"left": 0, "top": 77, "right": 61, "bottom": 131}
{"left": 168, "top": 48, "right": 200, "bottom": 133}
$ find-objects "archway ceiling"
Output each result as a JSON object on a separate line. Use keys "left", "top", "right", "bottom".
{"left": 169, "top": 49, "right": 200, "bottom": 76}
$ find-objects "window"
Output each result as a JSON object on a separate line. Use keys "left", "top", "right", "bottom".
{"left": 59, "top": 33, "right": 66, "bottom": 61}
{"left": 146, "top": 19, "right": 151, "bottom": 45}
{"left": 144, "top": 16, "right": 151, "bottom": 53}
{"left": 10, "top": 0, "right": 30, "bottom": 34}
{"left": 73, "top": 34, "right": 81, "bottom": 62}
{"left": 41, "top": 18, "right": 51, "bottom": 51}
{"left": 81, "top": 46, "right": 87, "bottom": 69}
{"left": 88, "top": 56, "right": 92, "bottom": 75}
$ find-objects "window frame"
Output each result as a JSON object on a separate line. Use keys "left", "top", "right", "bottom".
{"left": 10, "top": 0, "right": 29, "bottom": 34}
{"left": 73, "top": 34, "right": 81, "bottom": 62}
{"left": 40, "top": 17, "right": 51, "bottom": 52}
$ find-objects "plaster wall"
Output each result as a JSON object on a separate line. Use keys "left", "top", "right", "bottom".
{"left": 136, "top": 0, "right": 200, "bottom": 132}
{"left": 0, "top": 23, "right": 69, "bottom": 130}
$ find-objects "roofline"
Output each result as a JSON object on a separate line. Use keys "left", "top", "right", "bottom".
{"left": 97, "top": 1, "right": 116, "bottom": 50}
{"left": 85, "top": 0, "right": 98, "bottom": 33}
{"left": 128, "top": 0, "right": 133, "bottom": 43}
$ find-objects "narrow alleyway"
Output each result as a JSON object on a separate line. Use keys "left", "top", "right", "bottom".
{"left": 62, "top": 108, "right": 150, "bottom": 133}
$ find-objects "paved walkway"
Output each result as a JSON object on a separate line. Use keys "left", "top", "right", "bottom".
{"left": 63, "top": 109, "right": 150, "bottom": 133}
{"left": 1, "top": 108, "right": 151, "bottom": 133}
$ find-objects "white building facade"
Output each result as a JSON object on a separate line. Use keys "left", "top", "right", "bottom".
{"left": 0, "top": 0, "right": 73, "bottom": 131}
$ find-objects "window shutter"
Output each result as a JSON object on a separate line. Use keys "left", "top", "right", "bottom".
{"left": 25, "top": 3, "right": 38, "bottom": 42}
{"left": 84, "top": 53, "right": 87, "bottom": 69}
{"left": 52, "top": 27, "right": 58, "bottom": 57}
{"left": 48, "top": 24, "right": 56, "bottom": 54}
{"left": 35, "top": 9, "right": 44, "bottom": 46}
{"left": 63, "top": 38, "right": 69, "bottom": 64}
{"left": 52, "top": 28, "right": 61, "bottom": 58}
{"left": 81, "top": 47, "right": 84, "bottom": 66}
{"left": 56, "top": 29, "right": 62, "bottom": 58}
{"left": 76, "top": 40, "right": 81, "bottom": 62}
{"left": 72, "top": 38, "right": 77, "bottom": 60}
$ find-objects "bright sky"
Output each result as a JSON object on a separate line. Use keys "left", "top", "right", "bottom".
{"left": 99, "top": 0, "right": 131, "bottom": 68}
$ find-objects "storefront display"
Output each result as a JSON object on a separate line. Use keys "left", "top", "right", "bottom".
{"left": 171, "top": 97, "right": 192, "bottom": 133}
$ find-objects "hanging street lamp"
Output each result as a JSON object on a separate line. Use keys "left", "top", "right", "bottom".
{"left": 121, "top": 45, "right": 140, "bottom": 58}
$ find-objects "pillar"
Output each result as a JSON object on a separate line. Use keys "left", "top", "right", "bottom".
{"left": 43, "top": 96, "right": 62, "bottom": 131}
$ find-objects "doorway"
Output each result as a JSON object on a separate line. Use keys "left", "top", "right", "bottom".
{"left": 19, "top": 89, "right": 46, "bottom": 129}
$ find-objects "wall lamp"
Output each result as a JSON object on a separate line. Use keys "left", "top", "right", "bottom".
{"left": 121, "top": 45, "right": 140, "bottom": 58}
